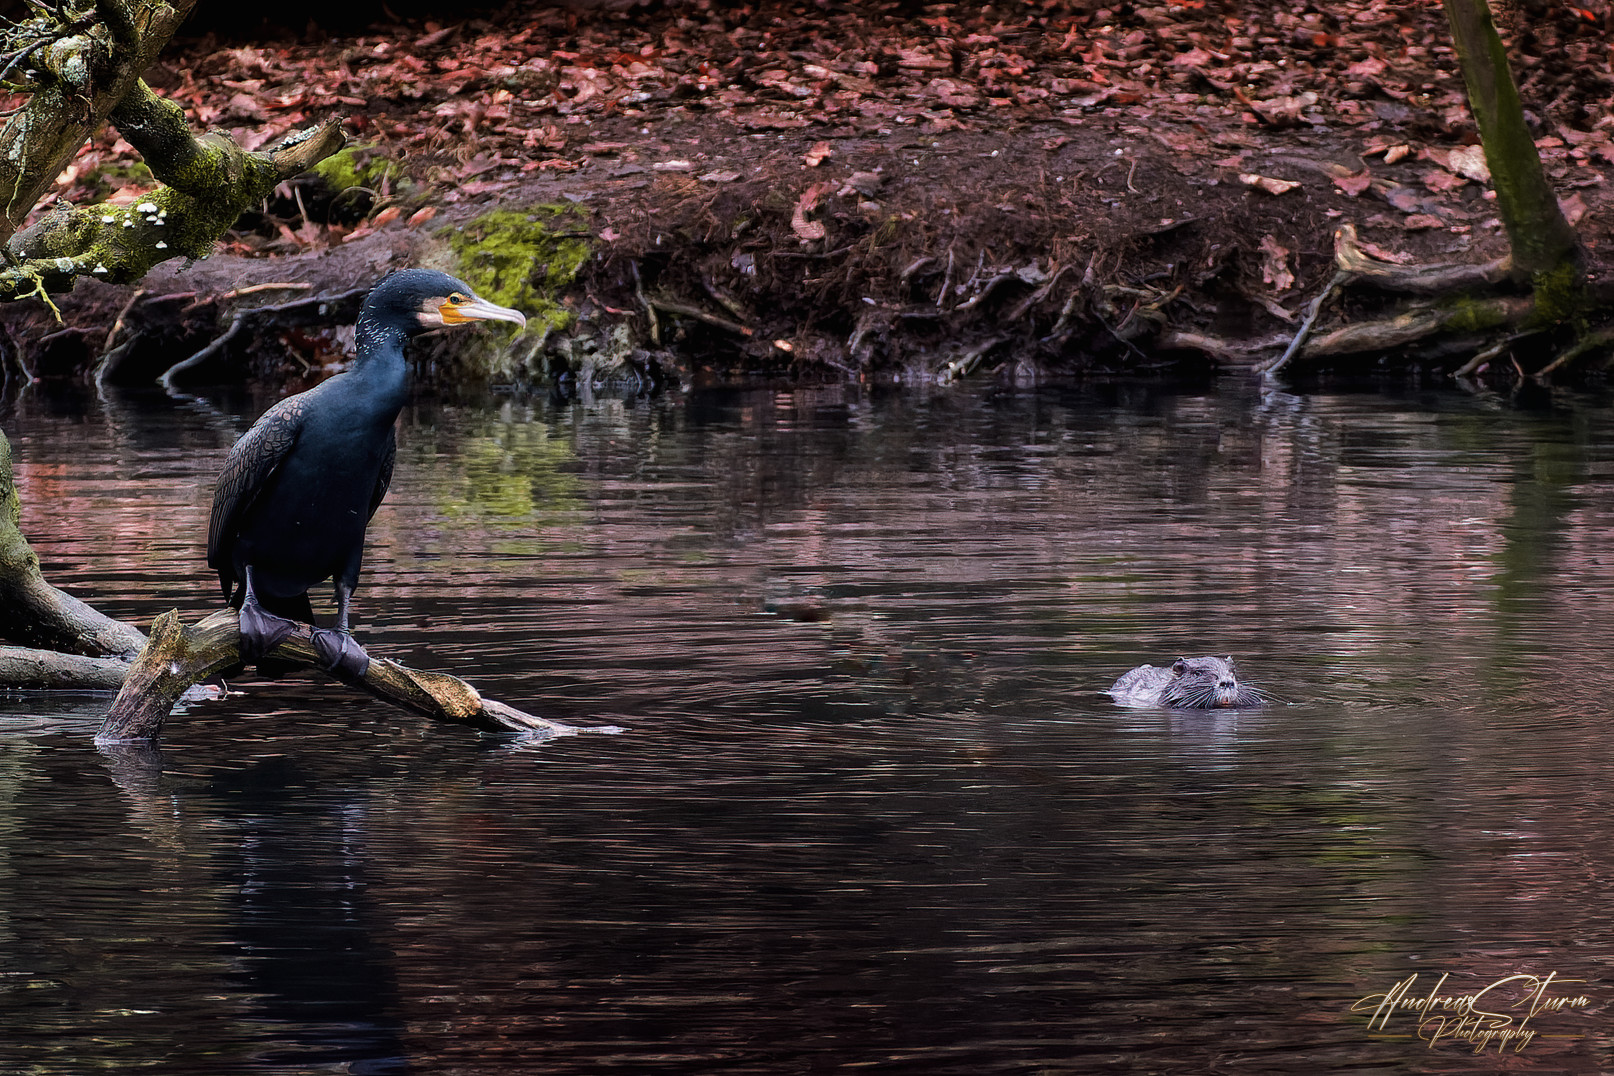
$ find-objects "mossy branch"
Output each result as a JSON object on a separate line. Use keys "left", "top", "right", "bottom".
{"left": 93, "top": 0, "right": 141, "bottom": 48}
{"left": 0, "top": 81, "right": 345, "bottom": 307}
{"left": 0, "top": 0, "right": 199, "bottom": 244}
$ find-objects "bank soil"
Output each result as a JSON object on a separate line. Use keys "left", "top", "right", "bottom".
{"left": 6, "top": 0, "right": 1614, "bottom": 389}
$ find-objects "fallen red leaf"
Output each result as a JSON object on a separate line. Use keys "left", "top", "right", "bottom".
{"left": 1259, "top": 234, "right": 1294, "bottom": 292}
{"left": 1421, "top": 169, "right": 1467, "bottom": 193}
{"left": 1333, "top": 170, "right": 1372, "bottom": 197}
{"left": 791, "top": 182, "right": 831, "bottom": 242}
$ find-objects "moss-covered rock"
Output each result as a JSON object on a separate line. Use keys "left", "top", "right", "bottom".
{"left": 433, "top": 203, "right": 594, "bottom": 382}
{"left": 310, "top": 144, "right": 400, "bottom": 193}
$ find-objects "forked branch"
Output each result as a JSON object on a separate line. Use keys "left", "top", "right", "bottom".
{"left": 97, "top": 609, "right": 623, "bottom": 743}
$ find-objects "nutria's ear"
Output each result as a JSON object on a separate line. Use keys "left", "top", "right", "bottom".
{"left": 1171, "top": 659, "right": 1188, "bottom": 674}
{"left": 1225, "top": 655, "right": 1236, "bottom": 667}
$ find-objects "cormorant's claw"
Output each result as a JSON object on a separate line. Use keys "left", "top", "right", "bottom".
{"left": 238, "top": 601, "right": 300, "bottom": 662}
{"left": 311, "top": 628, "right": 371, "bottom": 679}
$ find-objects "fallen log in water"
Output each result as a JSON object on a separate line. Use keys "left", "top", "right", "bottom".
{"left": 95, "top": 608, "right": 619, "bottom": 743}
{"left": 0, "top": 644, "right": 132, "bottom": 689}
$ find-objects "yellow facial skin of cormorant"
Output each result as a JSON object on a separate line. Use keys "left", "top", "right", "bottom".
{"left": 420, "top": 292, "right": 528, "bottom": 329}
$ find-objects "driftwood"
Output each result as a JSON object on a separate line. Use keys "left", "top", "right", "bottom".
{"left": 0, "top": 644, "right": 131, "bottom": 689}
{"left": 96, "top": 608, "right": 621, "bottom": 744}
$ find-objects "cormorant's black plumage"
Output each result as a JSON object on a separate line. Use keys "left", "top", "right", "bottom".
{"left": 207, "top": 268, "right": 525, "bottom": 674}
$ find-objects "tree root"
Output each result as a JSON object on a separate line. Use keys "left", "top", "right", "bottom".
{"left": 1332, "top": 226, "right": 1512, "bottom": 293}
{"left": 96, "top": 609, "right": 625, "bottom": 743}
{"left": 158, "top": 285, "right": 367, "bottom": 387}
{"left": 1533, "top": 326, "right": 1614, "bottom": 380}
{"left": 1169, "top": 224, "right": 1573, "bottom": 379}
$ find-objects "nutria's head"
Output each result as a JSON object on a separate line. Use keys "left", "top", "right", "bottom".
{"left": 1161, "top": 656, "right": 1264, "bottom": 709}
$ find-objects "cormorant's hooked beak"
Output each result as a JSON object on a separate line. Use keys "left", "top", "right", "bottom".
{"left": 439, "top": 294, "right": 527, "bottom": 329}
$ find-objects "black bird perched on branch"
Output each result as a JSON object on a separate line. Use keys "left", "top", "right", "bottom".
{"left": 207, "top": 268, "right": 526, "bottom": 676}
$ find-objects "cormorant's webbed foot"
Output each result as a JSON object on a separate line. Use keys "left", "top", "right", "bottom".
{"left": 311, "top": 628, "right": 371, "bottom": 678}
{"left": 238, "top": 600, "right": 300, "bottom": 662}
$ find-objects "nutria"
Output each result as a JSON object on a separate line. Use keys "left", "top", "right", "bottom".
{"left": 1107, "top": 656, "right": 1264, "bottom": 709}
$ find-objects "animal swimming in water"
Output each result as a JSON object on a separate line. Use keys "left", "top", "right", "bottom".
{"left": 1107, "top": 656, "right": 1265, "bottom": 709}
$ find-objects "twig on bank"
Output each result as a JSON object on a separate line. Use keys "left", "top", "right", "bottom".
{"left": 631, "top": 259, "right": 659, "bottom": 346}
{"left": 158, "top": 286, "right": 367, "bottom": 388}
{"left": 648, "top": 295, "right": 752, "bottom": 336}
{"left": 1452, "top": 338, "right": 1511, "bottom": 380}
{"left": 103, "top": 287, "right": 145, "bottom": 354}
{"left": 1259, "top": 269, "right": 1348, "bottom": 379}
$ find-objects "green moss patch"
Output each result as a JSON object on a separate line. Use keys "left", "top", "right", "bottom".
{"left": 310, "top": 145, "right": 400, "bottom": 192}
{"left": 446, "top": 205, "right": 589, "bottom": 307}
{"left": 444, "top": 204, "right": 592, "bottom": 357}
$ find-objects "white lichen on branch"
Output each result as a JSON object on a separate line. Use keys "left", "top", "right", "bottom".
{"left": 0, "top": 79, "right": 345, "bottom": 307}
{"left": 0, "top": 0, "right": 345, "bottom": 309}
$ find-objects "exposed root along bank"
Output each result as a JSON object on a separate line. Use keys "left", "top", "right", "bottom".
{"left": 9, "top": 110, "right": 1614, "bottom": 391}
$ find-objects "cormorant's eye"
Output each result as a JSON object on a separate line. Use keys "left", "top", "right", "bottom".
{"left": 447, "top": 293, "right": 467, "bottom": 305}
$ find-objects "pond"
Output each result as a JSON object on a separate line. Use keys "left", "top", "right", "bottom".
{"left": 0, "top": 378, "right": 1611, "bottom": 1073}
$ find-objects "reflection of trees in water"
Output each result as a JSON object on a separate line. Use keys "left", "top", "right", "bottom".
{"left": 9, "top": 381, "right": 1614, "bottom": 709}
{"left": 6, "top": 383, "right": 1614, "bottom": 1070}
{"left": 617, "top": 384, "right": 1614, "bottom": 710}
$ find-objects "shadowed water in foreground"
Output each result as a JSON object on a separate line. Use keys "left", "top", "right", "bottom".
{"left": 0, "top": 381, "right": 1610, "bottom": 1073}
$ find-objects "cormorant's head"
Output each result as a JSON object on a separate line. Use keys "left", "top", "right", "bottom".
{"left": 364, "top": 268, "right": 527, "bottom": 335}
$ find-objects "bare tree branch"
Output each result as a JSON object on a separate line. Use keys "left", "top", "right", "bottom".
{"left": 97, "top": 610, "right": 626, "bottom": 743}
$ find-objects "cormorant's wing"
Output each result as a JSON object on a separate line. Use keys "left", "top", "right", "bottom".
{"left": 367, "top": 426, "right": 396, "bottom": 522}
{"left": 207, "top": 396, "right": 307, "bottom": 594}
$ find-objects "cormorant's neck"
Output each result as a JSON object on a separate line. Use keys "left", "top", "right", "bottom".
{"left": 354, "top": 309, "right": 412, "bottom": 364}
{"left": 349, "top": 310, "right": 413, "bottom": 402}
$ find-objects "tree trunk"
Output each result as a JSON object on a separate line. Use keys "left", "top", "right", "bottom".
{"left": 1443, "top": 0, "right": 1582, "bottom": 279}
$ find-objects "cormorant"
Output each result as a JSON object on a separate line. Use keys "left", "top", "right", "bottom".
{"left": 207, "top": 268, "right": 526, "bottom": 676}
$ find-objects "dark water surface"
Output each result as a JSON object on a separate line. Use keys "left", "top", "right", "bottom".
{"left": 1, "top": 381, "right": 1611, "bottom": 1073}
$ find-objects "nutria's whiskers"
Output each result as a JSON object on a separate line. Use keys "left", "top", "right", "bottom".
{"left": 1107, "top": 655, "right": 1264, "bottom": 710}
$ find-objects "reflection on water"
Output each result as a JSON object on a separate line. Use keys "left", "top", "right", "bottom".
{"left": 1, "top": 381, "right": 1612, "bottom": 1073}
